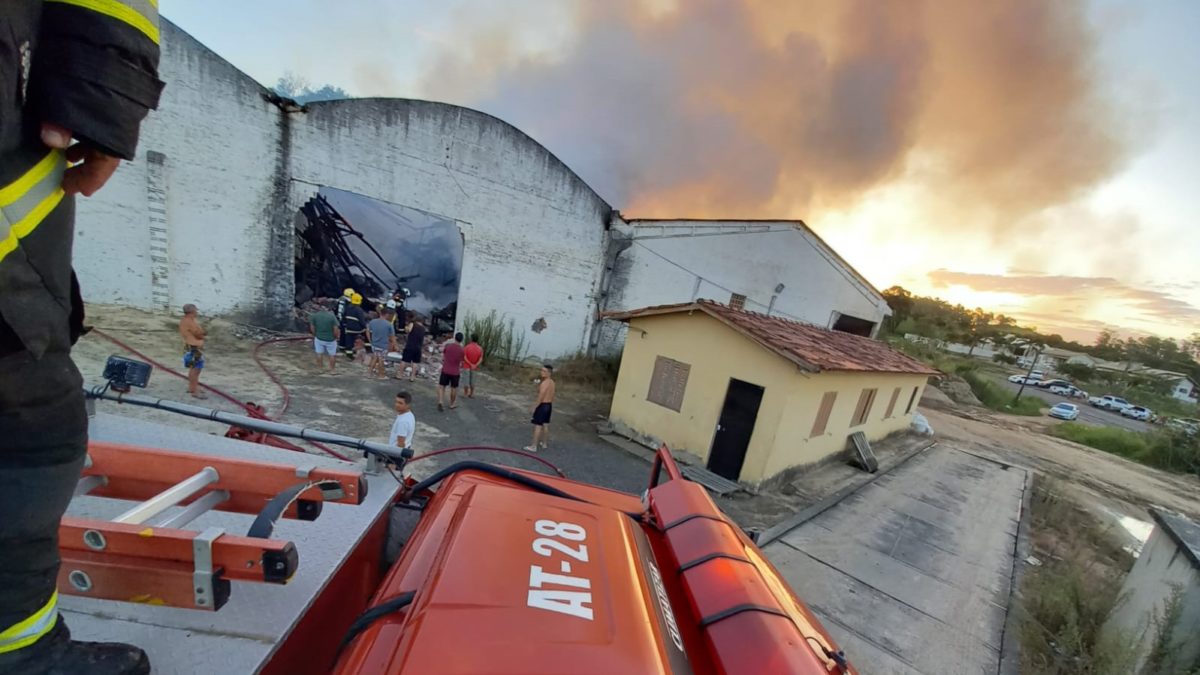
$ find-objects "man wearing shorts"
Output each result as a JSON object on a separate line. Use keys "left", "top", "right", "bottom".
{"left": 309, "top": 306, "right": 340, "bottom": 374}
{"left": 462, "top": 334, "right": 483, "bottom": 398}
{"left": 179, "top": 304, "right": 207, "bottom": 398}
{"left": 437, "top": 333, "right": 465, "bottom": 411}
{"left": 367, "top": 309, "right": 397, "bottom": 379}
{"left": 400, "top": 315, "right": 426, "bottom": 381}
{"left": 525, "top": 364, "right": 556, "bottom": 452}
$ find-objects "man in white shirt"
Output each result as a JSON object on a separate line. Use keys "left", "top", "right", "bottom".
{"left": 388, "top": 391, "right": 416, "bottom": 451}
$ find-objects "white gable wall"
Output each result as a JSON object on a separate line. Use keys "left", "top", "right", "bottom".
{"left": 596, "top": 221, "right": 890, "bottom": 355}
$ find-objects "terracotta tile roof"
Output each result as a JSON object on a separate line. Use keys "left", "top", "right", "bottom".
{"left": 603, "top": 300, "right": 940, "bottom": 375}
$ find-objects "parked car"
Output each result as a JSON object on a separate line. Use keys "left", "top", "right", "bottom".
{"left": 1049, "top": 384, "right": 1087, "bottom": 399}
{"left": 1089, "top": 395, "right": 1131, "bottom": 411}
{"left": 1048, "top": 403, "right": 1080, "bottom": 420}
{"left": 1008, "top": 374, "right": 1043, "bottom": 385}
{"left": 1037, "top": 379, "right": 1072, "bottom": 389}
{"left": 1121, "top": 405, "right": 1153, "bottom": 421}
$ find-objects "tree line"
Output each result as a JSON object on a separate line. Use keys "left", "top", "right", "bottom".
{"left": 881, "top": 286, "right": 1200, "bottom": 383}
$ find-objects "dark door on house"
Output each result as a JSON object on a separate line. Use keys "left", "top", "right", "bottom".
{"left": 707, "top": 379, "right": 765, "bottom": 481}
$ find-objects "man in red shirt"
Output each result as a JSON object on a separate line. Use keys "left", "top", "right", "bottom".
{"left": 462, "top": 334, "right": 483, "bottom": 398}
{"left": 437, "top": 332, "right": 466, "bottom": 411}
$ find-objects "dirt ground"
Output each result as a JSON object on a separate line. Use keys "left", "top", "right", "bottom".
{"left": 74, "top": 304, "right": 1200, "bottom": 545}
{"left": 74, "top": 305, "right": 650, "bottom": 494}
{"left": 921, "top": 405, "right": 1200, "bottom": 550}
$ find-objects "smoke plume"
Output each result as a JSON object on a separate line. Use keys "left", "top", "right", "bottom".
{"left": 419, "top": 0, "right": 1132, "bottom": 226}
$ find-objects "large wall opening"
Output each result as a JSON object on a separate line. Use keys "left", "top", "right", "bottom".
{"left": 294, "top": 187, "right": 464, "bottom": 335}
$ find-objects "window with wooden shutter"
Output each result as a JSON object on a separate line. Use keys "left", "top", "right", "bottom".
{"left": 729, "top": 293, "right": 747, "bottom": 310}
{"left": 905, "top": 386, "right": 919, "bottom": 414}
{"left": 647, "top": 356, "right": 690, "bottom": 412}
{"left": 885, "top": 387, "right": 901, "bottom": 418}
{"left": 852, "top": 388, "right": 877, "bottom": 426}
{"left": 810, "top": 391, "right": 837, "bottom": 438}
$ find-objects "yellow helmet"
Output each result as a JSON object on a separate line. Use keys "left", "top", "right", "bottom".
{"left": 351, "top": 293, "right": 363, "bottom": 305}
{"left": 343, "top": 288, "right": 355, "bottom": 297}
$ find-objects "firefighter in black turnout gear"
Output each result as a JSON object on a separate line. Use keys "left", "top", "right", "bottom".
{"left": 0, "top": 2, "right": 162, "bottom": 673}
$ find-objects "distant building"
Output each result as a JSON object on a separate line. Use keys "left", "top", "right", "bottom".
{"left": 604, "top": 301, "right": 938, "bottom": 488}
{"left": 1093, "top": 362, "right": 1198, "bottom": 404}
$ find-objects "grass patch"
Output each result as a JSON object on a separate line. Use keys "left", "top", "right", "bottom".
{"left": 960, "top": 370, "right": 1044, "bottom": 416}
{"left": 488, "top": 351, "right": 621, "bottom": 394}
{"left": 459, "top": 310, "right": 528, "bottom": 365}
{"left": 553, "top": 352, "right": 621, "bottom": 392}
{"left": 1051, "top": 423, "right": 1200, "bottom": 477}
{"left": 1020, "top": 478, "right": 1140, "bottom": 675}
{"left": 1051, "top": 423, "right": 1149, "bottom": 460}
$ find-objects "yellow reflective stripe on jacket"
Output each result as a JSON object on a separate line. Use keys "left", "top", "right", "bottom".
{"left": 0, "top": 591, "right": 58, "bottom": 654}
{"left": 45, "top": 0, "right": 160, "bottom": 44}
{"left": 0, "top": 150, "right": 67, "bottom": 265}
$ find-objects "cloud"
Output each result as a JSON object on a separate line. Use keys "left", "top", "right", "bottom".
{"left": 926, "top": 269, "right": 1200, "bottom": 329}
{"left": 417, "top": 0, "right": 1136, "bottom": 226}
{"left": 927, "top": 270, "right": 1122, "bottom": 296}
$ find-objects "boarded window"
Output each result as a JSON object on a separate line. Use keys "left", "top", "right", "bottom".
{"left": 852, "top": 388, "right": 877, "bottom": 426}
{"left": 885, "top": 387, "right": 901, "bottom": 418}
{"left": 729, "top": 293, "right": 747, "bottom": 310}
{"left": 810, "top": 392, "right": 838, "bottom": 438}
{"left": 831, "top": 313, "right": 876, "bottom": 337}
{"left": 905, "top": 386, "right": 919, "bottom": 414}
{"left": 647, "top": 356, "right": 690, "bottom": 412}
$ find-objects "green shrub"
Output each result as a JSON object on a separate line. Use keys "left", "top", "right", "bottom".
{"left": 993, "top": 352, "right": 1017, "bottom": 365}
{"left": 1051, "top": 423, "right": 1149, "bottom": 459}
{"left": 960, "top": 371, "right": 1044, "bottom": 416}
{"left": 1051, "top": 424, "right": 1200, "bottom": 476}
{"left": 1020, "top": 479, "right": 1141, "bottom": 675}
{"left": 459, "top": 310, "right": 528, "bottom": 364}
{"left": 1057, "top": 363, "right": 1095, "bottom": 381}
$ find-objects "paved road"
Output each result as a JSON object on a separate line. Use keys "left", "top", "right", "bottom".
{"left": 765, "top": 445, "right": 1028, "bottom": 674}
{"left": 995, "top": 379, "right": 1154, "bottom": 433}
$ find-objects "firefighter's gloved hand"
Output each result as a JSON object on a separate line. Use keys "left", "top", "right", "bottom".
{"left": 41, "top": 122, "right": 121, "bottom": 197}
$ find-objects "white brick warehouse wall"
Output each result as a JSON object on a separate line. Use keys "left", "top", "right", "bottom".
{"left": 75, "top": 21, "right": 282, "bottom": 317}
{"left": 290, "top": 101, "right": 611, "bottom": 360}
{"left": 73, "top": 21, "right": 612, "bottom": 357}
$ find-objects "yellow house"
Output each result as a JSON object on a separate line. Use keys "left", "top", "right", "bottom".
{"left": 604, "top": 300, "right": 939, "bottom": 488}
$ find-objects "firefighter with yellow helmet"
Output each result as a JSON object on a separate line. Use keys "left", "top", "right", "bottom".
{"left": 341, "top": 292, "right": 368, "bottom": 358}
{"left": 1, "top": 1, "right": 163, "bottom": 673}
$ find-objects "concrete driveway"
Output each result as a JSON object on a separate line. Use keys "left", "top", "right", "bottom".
{"left": 764, "top": 444, "right": 1028, "bottom": 674}
{"left": 996, "top": 379, "right": 1153, "bottom": 433}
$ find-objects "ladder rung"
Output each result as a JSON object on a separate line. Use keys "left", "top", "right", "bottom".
{"left": 152, "top": 490, "right": 230, "bottom": 529}
{"left": 113, "top": 467, "right": 220, "bottom": 525}
{"left": 75, "top": 475, "right": 108, "bottom": 497}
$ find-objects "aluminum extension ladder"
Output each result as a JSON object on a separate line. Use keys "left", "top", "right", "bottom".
{"left": 60, "top": 442, "right": 365, "bottom": 611}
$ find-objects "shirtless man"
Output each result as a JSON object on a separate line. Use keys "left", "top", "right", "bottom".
{"left": 178, "top": 304, "right": 207, "bottom": 398}
{"left": 525, "top": 364, "right": 556, "bottom": 453}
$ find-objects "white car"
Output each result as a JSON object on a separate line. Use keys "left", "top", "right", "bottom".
{"left": 1089, "top": 395, "right": 1130, "bottom": 412}
{"left": 1121, "top": 406, "right": 1153, "bottom": 421}
{"left": 1048, "top": 403, "right": 1080, "bottom": 420}
{"left": 1049, "top": 385, "right": 1086, "bottom": 398}
{"left": 1008, "top": 374, "right": 1042, "bottom": 385}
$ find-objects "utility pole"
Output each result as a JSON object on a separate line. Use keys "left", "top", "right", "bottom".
{"left": 1014, "top": 347, "right": 1041, "bottom": 403}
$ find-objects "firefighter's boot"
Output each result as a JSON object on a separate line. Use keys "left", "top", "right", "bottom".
{"left": 0, "top": 618, "right": 150, "bottom": 675}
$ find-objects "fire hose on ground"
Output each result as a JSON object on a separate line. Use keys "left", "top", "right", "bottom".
{"left": 88, "top": 329, "right": 567, "bottom": 476}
